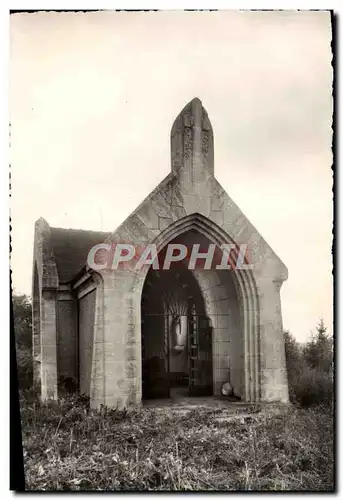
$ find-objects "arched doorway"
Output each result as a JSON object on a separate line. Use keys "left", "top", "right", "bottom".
{"left": 141, "top": 263, "right": 213, "bottom": 399}
{"left": 134, "top": 214, "right": 261, "bottom": 403}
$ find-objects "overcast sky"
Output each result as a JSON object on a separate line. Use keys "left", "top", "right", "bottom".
{"left": 10, "top": 10, "right": 333, "bottom": 342}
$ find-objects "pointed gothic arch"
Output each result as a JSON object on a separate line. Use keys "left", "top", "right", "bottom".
{"left": 132, "top": 212, "right": 261, "bottom": 402}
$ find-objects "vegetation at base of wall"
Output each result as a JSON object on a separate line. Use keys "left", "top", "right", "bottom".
{"left": 20, "top": 392, "right": 333, "bottom": 491}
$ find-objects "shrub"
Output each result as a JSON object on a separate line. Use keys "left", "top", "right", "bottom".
{"left": 16, "top": 346, "right": 33, "bottom": 390}
{"left": 289, "top": 365, "right": 333, "bottom": 407}
{"left": 284, "top": 320, "right": 333, "bottom": 407}
{"left": 13, "top": 293, "right": 33, "bottom": 390}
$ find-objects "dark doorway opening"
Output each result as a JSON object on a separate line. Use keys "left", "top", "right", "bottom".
{"left": 141, "top": 265, "right": 213, "bottom": 399}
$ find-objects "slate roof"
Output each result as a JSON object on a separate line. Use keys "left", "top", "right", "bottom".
{"left": 49, "top": 227, "right": 111, "bottom": 283}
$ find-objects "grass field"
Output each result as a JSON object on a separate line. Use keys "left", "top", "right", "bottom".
{"left": 20, "top": 392, "right": 334, "bottom": 491}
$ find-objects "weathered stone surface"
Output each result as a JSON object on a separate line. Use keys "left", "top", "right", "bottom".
{"left": 158, "top": 216, "right": 173, "bottom": 231}
{"left": 56, "top": 297, "right": 77, "bottom": 393}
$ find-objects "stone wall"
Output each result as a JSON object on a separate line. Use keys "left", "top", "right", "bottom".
{"left": 40, "top": 290, "right": 58, "bottom": 400}
{"left": 32, "top": 218, "right": 59, "bottom": 401}
{"left": 56, "top": 291, "right": 77, "bottom": 393}
{"left": 78, "top": 290, "right": 96, "bottom": 396}
{"left": 192, "top": 268, "right": 243, "bottom": 398}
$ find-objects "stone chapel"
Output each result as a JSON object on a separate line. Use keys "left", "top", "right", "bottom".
{"left": 32, "top": 98, "right": 289, "bottom": 408}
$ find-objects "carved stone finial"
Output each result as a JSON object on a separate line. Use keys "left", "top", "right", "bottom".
{"left": 170, "top": 98, "right": 214, "bottom": 183}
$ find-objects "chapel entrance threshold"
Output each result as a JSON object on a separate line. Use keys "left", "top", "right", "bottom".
{"left": 142, "top": 395, "right": 243, "bottom": 410}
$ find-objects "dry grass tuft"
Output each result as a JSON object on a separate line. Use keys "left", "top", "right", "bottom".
{"left": 20, "top": 392, "right": 334, "bottom": 491}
